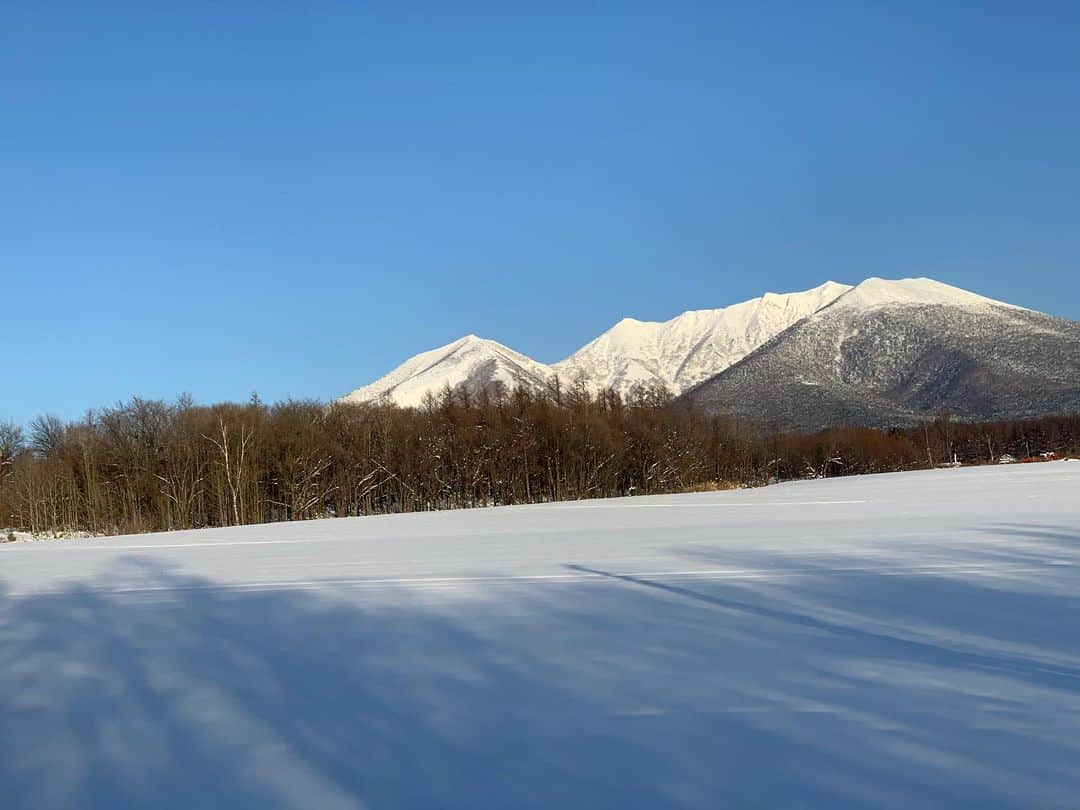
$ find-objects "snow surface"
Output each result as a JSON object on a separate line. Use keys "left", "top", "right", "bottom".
{"left": 829, "top": 277, "right": 1025, "bottom": 313}
{"left": 2, "top": 463, "right": 1078, "bottom": 808}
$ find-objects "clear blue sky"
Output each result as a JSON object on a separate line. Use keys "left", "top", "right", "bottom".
{"left": 4, "top": 3, "right": 1079, "bottom": 425}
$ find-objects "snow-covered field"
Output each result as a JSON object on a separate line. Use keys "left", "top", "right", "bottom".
{"left": 2, "top": 464, "right": 1078, "bottom": 808}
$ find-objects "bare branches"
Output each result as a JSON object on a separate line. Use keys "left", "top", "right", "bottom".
{"left": 3, "top": 392, "right": 1078, "bottom": 537}
{"left": 203, "top": 414, "right": 255, "bottom": 526}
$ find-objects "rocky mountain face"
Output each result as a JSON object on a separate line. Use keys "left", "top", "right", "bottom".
{"left": 681, "top": 278, "right": 1080, "bottom": 431}
{"left": 552, "top": 281, "right": 851, "bottom": 397}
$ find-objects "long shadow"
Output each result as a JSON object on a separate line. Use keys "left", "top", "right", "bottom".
{"left": 565, "top": 564, "right": 1080, "bottom": 689}
{"left": 2, "top": 552, "right": 1079, "bottom": 809}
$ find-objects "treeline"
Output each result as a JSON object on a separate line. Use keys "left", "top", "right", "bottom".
{"left": 773, "top": 413, "right": 1080, "bottom": 480}
{"left": 1, "top": 385, "right": 1077, "bottom": 536}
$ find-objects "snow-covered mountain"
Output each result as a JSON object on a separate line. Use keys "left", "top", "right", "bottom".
{"left": 342, "top": 281, "right": 853, "bottom": 407}
{"left": 682, "top": 277, "right": 1080, "bottom": 431}
{"left": 339, "top": 277, "right": 1078, "bottom": 424}
{"left": 339, "top": 335, "right": 555, "bottom": 408}
{"left": 826, "top": 276, "right": 1022, "bottom": 312}
{"left": 552, "top": 281, "right": 852, "bottom": 396}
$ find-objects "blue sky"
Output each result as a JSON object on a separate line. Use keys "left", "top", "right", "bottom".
{"left": 3, "top": 3, "right": 1079, "bottom": 425}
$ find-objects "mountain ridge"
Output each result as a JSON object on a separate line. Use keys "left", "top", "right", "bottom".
{"left": 338, "top": 277, "right": 1079, "bottom": 429}
{"left": 681, "top": 278, "right": 1079, "bottom": 430}
{"left": 343, "top": 280, "right": 857, "bottom": 407}
{"left": 552, "top": 280, "right": 853, "bottom": 396}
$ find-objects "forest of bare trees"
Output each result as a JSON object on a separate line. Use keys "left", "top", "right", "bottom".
{"left": 2, "top": 383, "right": 1078, "bottom": 537}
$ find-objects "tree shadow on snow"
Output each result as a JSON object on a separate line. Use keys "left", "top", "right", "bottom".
{"left": 1, "top": 530, "right": 1079, "bottom": 809}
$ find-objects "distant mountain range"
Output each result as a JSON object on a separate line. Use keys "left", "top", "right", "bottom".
{"left": 552, "top": 281, "right": 853, "bottom": 396}
{"left": 340, "top": 277, "right": 1080, "bottom": 430}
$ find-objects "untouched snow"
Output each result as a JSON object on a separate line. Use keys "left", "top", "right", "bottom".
{"left": 829, "top": 277, "right": 1025, "bottom": 313}
{"left": 553, "top": 280, "right": 852, "bottom": 396}
{"left": 2, "top": 463, "right": 1078, "bottom": 808}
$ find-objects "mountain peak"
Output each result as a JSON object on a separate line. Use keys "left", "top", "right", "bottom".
{"left": 553, "top": 281, "right": 853, "bottom": 397}
{"left": 339, "top": 276, "right": 1038, "bottom": 409}
{"left": 684, "top": 278, "right": 1071, "bottom": 432}
{"left": 451, "top": 333, "right": 486, "bottom": 347}
{"left": 818, "top": 280, "right": 851, "bottom": 293}
{"left": 835, "top": 277, "right": 1023, "bottom": 311}
{"left": 340, "top": 334, "right": 554, "bottom": 407}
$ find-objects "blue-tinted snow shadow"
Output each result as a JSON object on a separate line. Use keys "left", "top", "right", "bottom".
{"left": 1, "top": 523, "right": 1079, "bottom": 809}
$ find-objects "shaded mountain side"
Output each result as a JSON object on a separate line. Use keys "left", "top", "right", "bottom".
{"left": 682, "top": 305, "right": 1080, "bottom": 432}
{"left": 340, "top": 277, "right": 1078, "bottom": 420}
{"left": 552, "top": 281, "right": 851, "bottom": 397}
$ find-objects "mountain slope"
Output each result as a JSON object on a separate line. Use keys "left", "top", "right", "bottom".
{"left": 553, "top": 281, "right": 852, "bottom": 397}
{"left": 340, "top": 281, "right": 853, "bottom": 407}
{"left": 339, "top": 335, "right": 554, "bottom": 407}
{"left": 682, "top": 278, "right": 1080, "bottom": 431}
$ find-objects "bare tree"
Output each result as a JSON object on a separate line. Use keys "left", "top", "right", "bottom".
{"left": 2, "top": 391, "right": 1077, "bottom": 538}
{"left": 204, "top": 412, "right": 256, "bottom": 526}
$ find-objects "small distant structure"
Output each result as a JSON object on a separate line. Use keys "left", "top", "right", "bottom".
{"left": 1016, "top": 452, "right": 1058, "bottom": 464}
{"left": 998, "top": 454, "right": 1017, "bottom": 465}
{"left": 938, "top": 453, "right": 962, "bottom": 469}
